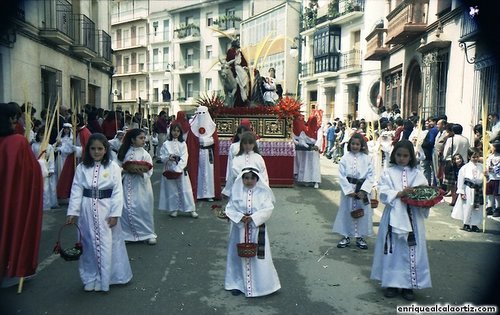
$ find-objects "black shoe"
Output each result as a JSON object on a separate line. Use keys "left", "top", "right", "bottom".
{"left": 462, "top": 224, "right": 471, "bottom": 232}
{"left": 231, "top": 289, "right": 242, "bottom": 296}
{"left": 471, "top": 225, "right": 481, "bottom": 232}
{"left": 486, "top": 207, "right": 494, "bottom": 215}
{"left": 355, "top": 237, "right": 368, "bottom": 250}
{"left": 401, "top": 289, "right": 415, "bottom": 301}
{"left": 337, "top": 237, "right": 350, "bottom": 248}
{"left": 493, "top": 209, "right": 500, "bottom": 217}
{"left": 384, "top": 287, "right": 399, "bottom": 298}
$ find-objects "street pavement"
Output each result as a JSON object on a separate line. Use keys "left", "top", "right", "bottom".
{"left": 1, "top": 155, "right": 500, "bottom": 315}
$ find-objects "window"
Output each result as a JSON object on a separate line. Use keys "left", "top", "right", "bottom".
{"left": 186, "top": 80, "right": 193, "bottom": 98}
{"left": 138, "top": 80, "right": 145, "bottom": 98}
{"left": 163, "top": 20, "right": 169, "bottom": 41}
{"left": 123, "top": 29, "right": 129, "bottom": 47}
{"left": 153, "top": 88, "right": 159, "bottom": 102}
{"left": 153, "top": 48, "right": 159, "bottom": 70}
{"left": 205, "top": 78, "right": 212, "bottom": 91}
{"left": 206, "top": 45, "right": 212, "bottom": 59}
{"left": 123, "top": 81, "right": 130, "bottom": 99}
{"left": 207, "top": 12, "right": 213, "bottom": 26}
{"left": 186, "top": 48, "right": 194, "bottom": 67}
{"left": 138, "top": 26, "right": 145, "bottom": 45}
{"left": 313, "top": 26, "right": 341, "bottom": 73}
{"left": 139, "top": 53, "right": 145, "bottom": 71}
{"left": 163, "top": 47, "right": 169, "bottom": 69}
{"left": 384, "top": 70, "right": 402, "bottom": 110}
{"left": 124, "top": 57, "right": 129, "bottom": 73}
{"left": 185, "top": 17, "right": 193, "bottom": 36}
{"left": 226, "top": 8, "right": 236, "bottom": 28}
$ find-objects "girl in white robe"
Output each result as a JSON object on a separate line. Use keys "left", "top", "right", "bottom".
{"left": 228, "top": 131, "right": 269, "bottom": 198}
{"left": 451, "top": 148, "right": 484, "bottom": 232}
{"left": 222, "top": 125, "right": 250, "bottom": 197}
{"left": 117, "top": 128, "right": 157, "bottom": 244}
{"left": 371, "top": 140, "right": 431, "bottom": 301}
{"left": 55, "top": 124, "right": 73, "bottom": 179}
{"left": 333, "top": 133, "right": 375, "bottom": 249}
{"left": 32, "top": 131, "right": 58, "bottom": 210}
{"left": 66, "top": 133, "right": 133, "bottom": 292}
{"left": 158, "top": 123, "right": 197, "bottom": 218}
{"left": 224, "top": 167, "right": 280, "bottom": 297}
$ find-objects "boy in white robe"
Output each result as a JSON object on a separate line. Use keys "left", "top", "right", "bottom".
{"left": 451, "top": 148, "right": 484, "bottom": 232}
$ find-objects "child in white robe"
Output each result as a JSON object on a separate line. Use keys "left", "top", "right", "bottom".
{"left": 224, "top": 167, "right": 281, "bottom": 297}
{"left": 371, "top": 140, "right": 431, "bottom": 301}
{"left": 451, "top": 148, "right": 484, "bottom": 232}
{"left": 333, "top": 133, "right": 375, "bottom": 249}
{"left": 117, "top": 128, "right": 157, "bottom": 244}
{"left": 158, "top": 123, "right": 197, "bottom": 218}
{"left": 66, "top": 133, "right": 133, "bottom": 292}
{"left": 222, "top": 124, "right": 250, "bottom": 198}
{"left": 32, "top": 130, "right": 58, "bottom": 210}
{"left": 228, "top": 131, "right": 269, "bottom": 197}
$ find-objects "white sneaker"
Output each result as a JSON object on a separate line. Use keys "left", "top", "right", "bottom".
{"left": 191, "top": 211, "right": 199, "bottom": 218}
{"left": 84, "top": 281, "right": 95, "bottom": 292}
{"left": 147, "top": 238, "right": 157, "bottom": 245}
{"left": 314, "top": 183, "right": 319, "bottom": 189}
{"left": 207, "top": 198, "right": 214, "bottom": 202}
{"left": 169, "top": 211, "right": 178, "bottom": 217}
{"left": 94, "top": 281, "right": 102, "bottom": 291}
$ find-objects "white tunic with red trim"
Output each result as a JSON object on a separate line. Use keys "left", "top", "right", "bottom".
{"left": 67, "top": 161, "right": 133, "bottom": 291}
{"left": 118, "top": 146, "right": 156, "bottom": 242}
{"left": 224, "top": 172, "right": 280, "bottom": 297}
{"left": 371, "top": 165, "right": 432, "bottom": 289}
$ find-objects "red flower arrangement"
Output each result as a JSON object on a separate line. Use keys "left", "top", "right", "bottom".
{"left": 197, "top": 93, "right": 302, "bottom": 119}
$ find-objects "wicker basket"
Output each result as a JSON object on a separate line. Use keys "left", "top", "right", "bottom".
{"left": 123, "top": 161, "right": 153, "bottom": 174}
{"left": 237, "top": 222, "right": 257, "bottom": 258}
{"left": 53, "top": 223, "right": 83, "bottom": 261}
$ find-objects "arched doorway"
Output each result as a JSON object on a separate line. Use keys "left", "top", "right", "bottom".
{"left": 404, "top": 60, "right": 422, "bottom": 118}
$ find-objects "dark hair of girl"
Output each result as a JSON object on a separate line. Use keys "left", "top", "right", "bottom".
{"left": 467, "top": 147, "right": 480, "bottom": 159}
{"left": 82, "top": 133, "right": 111, "bottom": 167}
{"left": 452, "top": 153, "right": 465, "bottom": 166}
{"left": 168, "top": 123, "right": 184, "bottom": 142}
{"left": 117, "top": 128, "right": 144, "bottom": 161}
{"left": 35, "top": 129, "right": 44, "bottom": 143}
{"left": 0, "top": 102, "right": 21, "bottom": 136}
{"left": 389, "top": 140, "right": 417, "bottom": 168}
{"left": 347, "top": 133, "right": 368, "bottom": 154}
{"left": 242, "top": 170, "right": 259, "bottom": 181}
{"left": 233, "top": 125, "right": 250, "bottom": 143}
{"left": 237, "top": 131, "right": 260, "bottom": 155}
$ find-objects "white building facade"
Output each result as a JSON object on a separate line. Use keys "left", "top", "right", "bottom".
{"left": 0, "top": 0, "right": 112, "bottom": 112}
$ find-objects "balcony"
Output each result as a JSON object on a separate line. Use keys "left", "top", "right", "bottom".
{"left": 385, "top": 0, "right": 429, "bottom": 46}
{"left": 364, "top": 28, "right": 389, "bottom": 60}
{"left": 39, "top": 0, "right": 73, "bottom": 46}
{"left": 300, "top": 49, "right": 361, "bottom": 79}
{"left": 111, "top": 7, "right": 148, "bottom": 25}
{"left": 114, "top": 63, "right": 148, "bottom": 76}
{"left": 175, "top": 60, "right": 201, "bottom": 74}
{"left": 113, "top": 34, "right": 147, "bottom": 51}
{"left": 327, "top": 0, "right": 365, "bottom": 25}
{"left": 212, "top": 16, "right": 241, "bottom": 38}
{"left": 173, "top": 24, "right": 200, "bottom": 44}
{"left": 459, "top": 9, "right": 479, "bottom": 42}
{"left": 71, "top": 14, "right": 97, "bottom": 59}
{"left": 93, "top": 30, "right": 112, "bottom": 66}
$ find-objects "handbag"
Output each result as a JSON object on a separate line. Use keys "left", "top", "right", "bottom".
{"left": 53, "top": 223, "right": 83, "bottom": 261}
{"left": 351, "top": 208, "right": 365, "bottom": 218}
{"left": 237, "top": 221, "right": 257, "bottom": 258}
{"left": 163, "top": 170, "right": 183, "bottom": 179}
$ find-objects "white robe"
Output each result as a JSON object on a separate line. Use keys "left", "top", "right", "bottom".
{"left": 371, "top": 166, "right": 432, "bottom": 289}
{"left": 333, "top": 151, "right": 375, "bottom": 237}
{"left": 56, "top": 135, "right": 73, "bottom": 178}
{"left": 197, "top": 136, "right": 215, "bottom": 199}
{"left": 224, "top": 173, "right": 280, "bottom": 297}
{"left": 118, "top": 147, "right": 156, "bottom": 242}
{"left": 67, "top": 161, "right": 133, "bottom": 291}
{"left": 293, "top": 131, "right": 321, "bottom": 184}
{"left": 158, "top": 139, "right": 196, "bottom": 213}
{"left": 228, "top": 151, "right": 269, "bottom": 196}
{"left": 222, "top": 141, "right": 240, "bottom": 197}
{"left": 451, "top": 161, "right": 484, "bottom": 226}
{"left": 32, "top": 142, "right": 58, "bottom": 210}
